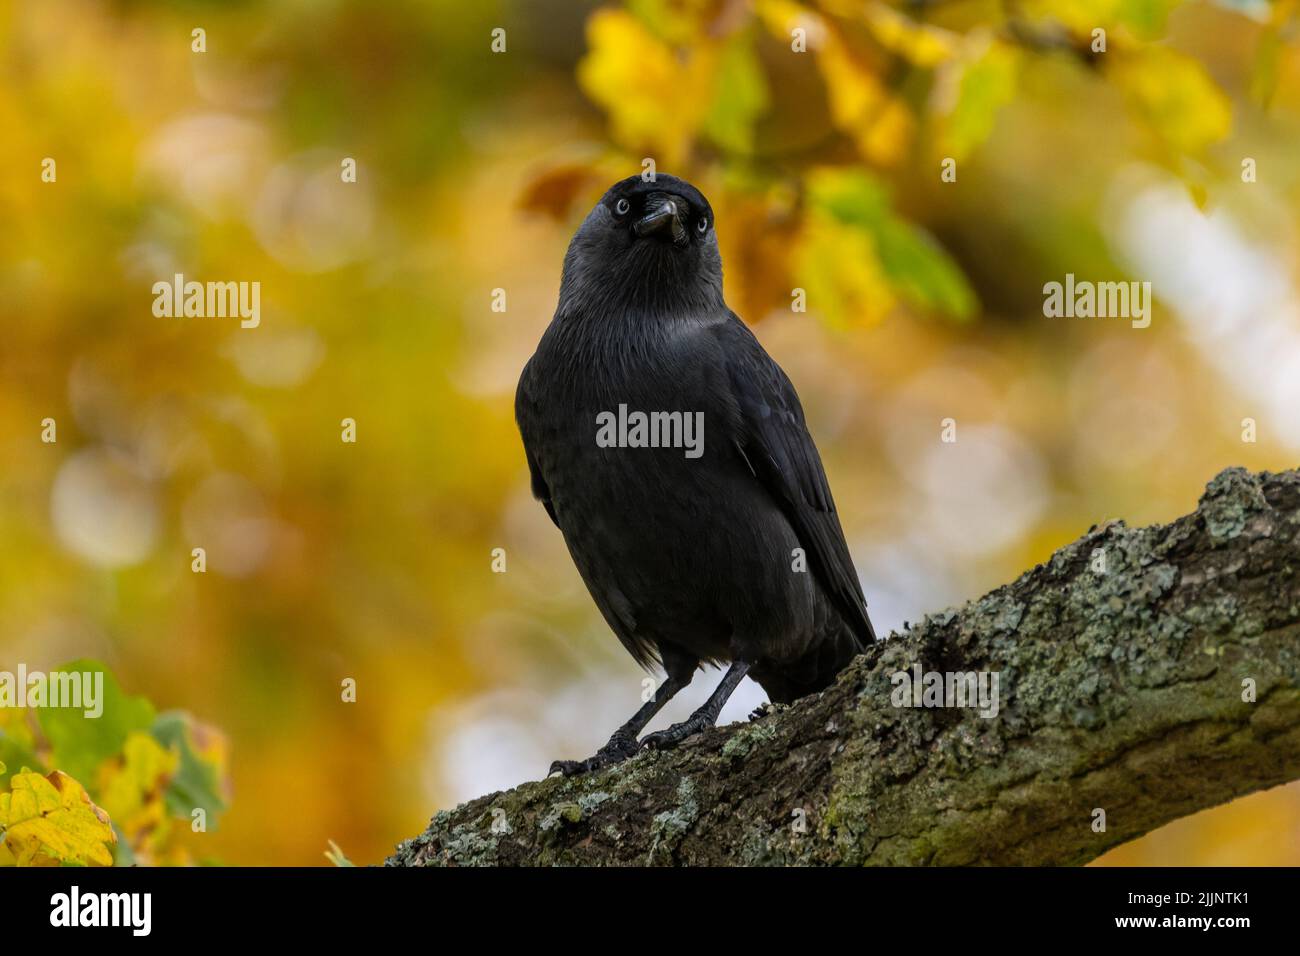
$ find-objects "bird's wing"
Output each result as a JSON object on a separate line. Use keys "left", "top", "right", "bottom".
{"left": 515, "top": 358, "right": 559, "bottom": 529}
{"left": 714, "top": 313, "right": 876, "bottom": 649}
{"left": 515, "top": 352, "right": 650, "bottom": 666}
{"left": 523, "top": 443, "right": 559, "bottom": 528}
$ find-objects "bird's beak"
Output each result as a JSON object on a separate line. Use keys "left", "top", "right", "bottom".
{"left": 634, "top": 197, "right": 687, "bottom": 245}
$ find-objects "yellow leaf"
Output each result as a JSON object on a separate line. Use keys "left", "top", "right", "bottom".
{"left": 754, "top": 0, "right": 821, "bottom": 45}
{"left": 577, "top": 9, "right": 715, "bottom": 168}
{"left": 862, "top": 2, "right": 959, "bottom": 68}
{"left": 815, "top": 27, "right": 914, "bottom": 166}
{"left": 1247, "top": 0, "right": 1296, "bottom": 108}
{"left": 1109, "top": 47, "right": 1232, "bottom": 155}
{"left": 0, "top": 705, "right": 35, "bottom": 750}
{"left": 1019, "top": 0, "right": 1121, "bottom": 38}
{"left": 95, "top": 731, "right": 178, "bottom": 853}
{"left": 1020, "top": 0, "right": 1181, "bottom": 42}
{"left": 0, "top": 770, "right": 116, "bottom": 867}
{"left": 714, "top": 189, "right": 800, "bottom": 322}
{"left": 796, "top": 211, "right": 896, "bottom": 327}
{"left": 624, "top": 0, "right": 721, "bottom": 47}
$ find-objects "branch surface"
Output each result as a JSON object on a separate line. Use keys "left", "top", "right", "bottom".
{"left": 388, "top": 467, "right": 1300, "bottom": 866}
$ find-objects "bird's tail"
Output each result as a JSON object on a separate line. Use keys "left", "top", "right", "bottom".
{"left": 751, "top": 619, "right": 864, "bottom": 705}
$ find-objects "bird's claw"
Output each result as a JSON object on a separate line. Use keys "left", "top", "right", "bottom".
{"left": 547, "top": 735, "right": 639, "bottom": 778}
{"left": 639, "top": 716, "right": 708, "bottom": 752}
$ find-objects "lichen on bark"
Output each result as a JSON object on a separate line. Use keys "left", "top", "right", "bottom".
{"left": 388, "top": 467, "right": 1300, "bottom": 867}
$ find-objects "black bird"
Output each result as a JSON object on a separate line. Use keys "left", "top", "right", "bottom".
{"left": 516, "top": 174, "right": 876, "bottom": 776}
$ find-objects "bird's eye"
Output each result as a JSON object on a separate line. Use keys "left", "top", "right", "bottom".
{"left": 697, "top": 217, "right": 709, "bottom": 234}
{"left": 614, "top": 198, "right": 630, "bottom": 216}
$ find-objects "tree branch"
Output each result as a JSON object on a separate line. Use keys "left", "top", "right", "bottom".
{"left": 388, "top": 466, "right": 1300, "bottom": 866}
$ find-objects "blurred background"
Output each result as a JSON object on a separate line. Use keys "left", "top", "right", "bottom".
{"left": 1, "top": 0, "right": 1299, "bottom": 865}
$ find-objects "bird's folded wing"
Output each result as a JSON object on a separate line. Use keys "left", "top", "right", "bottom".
{"left": 515, "top": 363, "right": 559, "bottom": 529}
{"left": 523, "top": 442, "right": 559, "bottom": 528}
{"left": 716, "top": 314, "right": 876, "bottom": 649}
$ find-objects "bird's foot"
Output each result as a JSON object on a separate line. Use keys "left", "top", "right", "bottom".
{"left": 547, "top": 732, "right": 640, "bottom": 778}
{"left": 639, "top": 713, "right": 714, "bottom": 752}
{"left": 748, "top": 703, "right": 772, "bottom": 721}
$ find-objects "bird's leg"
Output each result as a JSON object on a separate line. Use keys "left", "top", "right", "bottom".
{"left": 640, "top": 660, "right": 751, "bottom": 751}
{"left": 548, "top": 672, "right": 691, "bottom": 777}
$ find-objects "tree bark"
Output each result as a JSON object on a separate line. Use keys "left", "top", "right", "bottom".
{"left": 388, "top": 466, "right": 1300, "bottom": 866}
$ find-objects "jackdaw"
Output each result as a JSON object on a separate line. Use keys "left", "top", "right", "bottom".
{"left": 516, "top": 174, "right": 876, "bottom": 776}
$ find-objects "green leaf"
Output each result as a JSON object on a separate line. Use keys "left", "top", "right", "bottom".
{"left": 325, "top": 839, "right": 355, "bottom": 867}
{"left": 936, "top": 37, "right": 1020, "bottom": 163}
{"left": 704, "top": 29, "right": 769, "bottom": 154}
{"left": 113, "top": 824, "right": 137, "bottom": 867}
{"left": 1115, "top": 0, "right": 1184, "bottom": 40}
{"left": 152, "top": 711, "right": 228, "bottom": 827}
{"left": 1020, "top": 0, "right": 1179, "bottom": 40}
{"left": 872, "top": 217, "right": 978, "bottom": 321}
{"left": 806, "top": 169, "right": 977, "bottom": 321}
{"left": 0, "top": 710, "right": 42, "bottom": 788}
{"left": 37, "top": 660, "right": 155, "bottom": 785}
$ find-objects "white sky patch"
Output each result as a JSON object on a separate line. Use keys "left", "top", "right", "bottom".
{"left": 429, "top": 667, "right": 767, "bottom": 806}
{"left": 1108, "top": 169, "right": 1300, "bottom": 448}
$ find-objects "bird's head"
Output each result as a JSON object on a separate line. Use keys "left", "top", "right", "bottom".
{"left": 557, "top": 174, "right": 724, "bottom": 318}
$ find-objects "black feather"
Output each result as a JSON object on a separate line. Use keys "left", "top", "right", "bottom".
{"left": 515, "top": 173, "right": 876, "bottom": 701}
